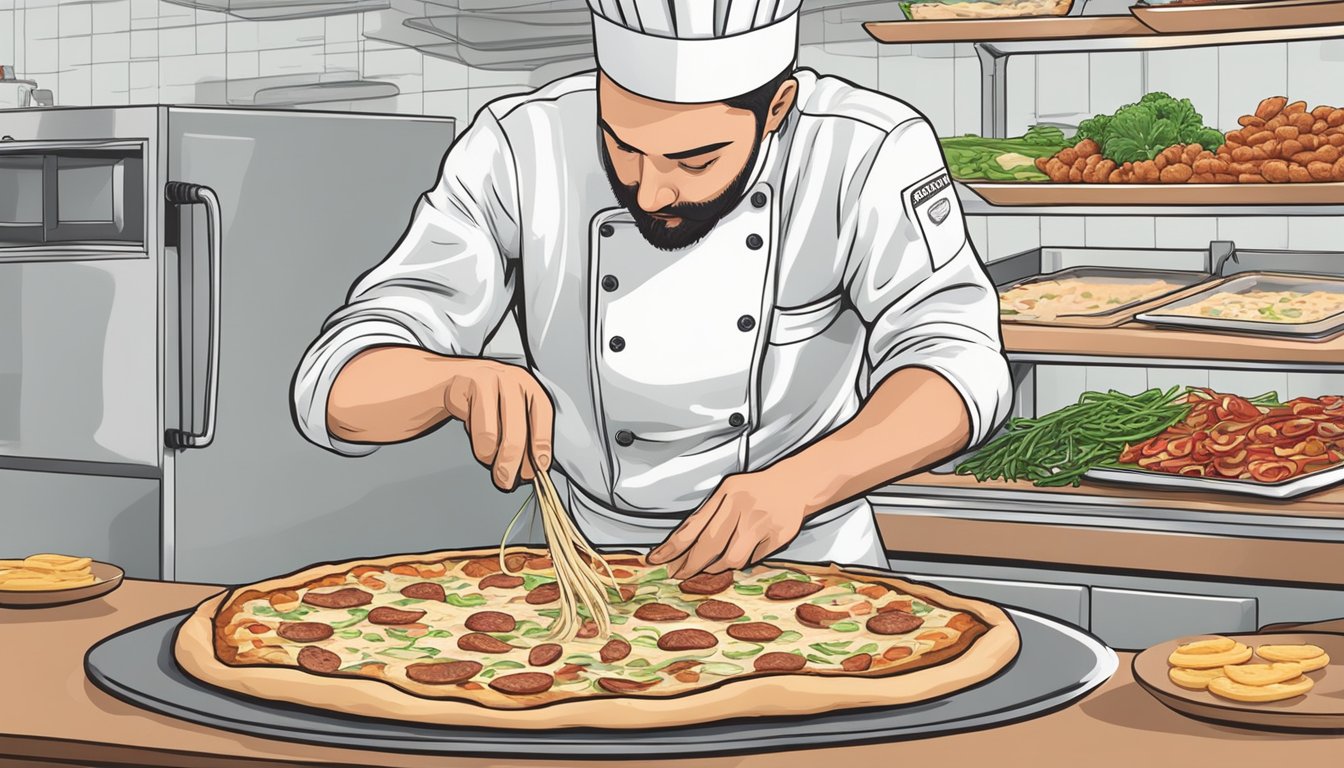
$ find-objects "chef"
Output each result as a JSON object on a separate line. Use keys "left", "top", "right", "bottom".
{"left": 292, "top": 0, "right": 1011, "bottom": 577}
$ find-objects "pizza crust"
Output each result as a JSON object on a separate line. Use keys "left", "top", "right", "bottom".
{"left": 174, "top": 548, "right": 1020, "bottom": 729}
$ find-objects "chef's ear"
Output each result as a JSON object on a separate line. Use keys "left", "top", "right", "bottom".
{"left": 763, "top": 77, "right": 798, "bottom": 135}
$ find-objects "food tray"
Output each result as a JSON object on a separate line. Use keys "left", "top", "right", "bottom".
{"left": 1086, "top": 461, "right": 1344, "bottom": 499}
{"left": 85, "top": 607, "right": 1115, "bottom": 758}
{"left": 1131, "top": 0, "right": 1344, "bottom": 35}
{"left": 1133, "top": 631, "right": 1344, "bottom": 732}
{"left": 0, "top": 561, "right": 123, "bottom": 609}
{"left": 962, "top": 182, "right": 1344, "bottom": 207}
{"left": 997, "top": 266, "right": 1213, "bottom": 328}
{"left": 1136, "top": 271, "right": 1344, "bottom": 339}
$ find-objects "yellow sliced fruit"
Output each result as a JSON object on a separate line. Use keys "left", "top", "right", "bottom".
{"left": 1174, "top": 637, "right": 1236, "bottom": 655}
{"left": 1222, "top": 662, "right": 1303, "bottom": 686}
{"left": 1257, "top": 644, "right": 1327, "bottom": 662}
{"left": 1294, "top": 652, "right": 1330, "bottom": 673}
{"left": 1208, "top": 674, "right": 1313, "bottom": 703}
{"left": 1168, "top": 667, "right": 1227, "bottom": 690}
{"left": 1168, "top": 643, "right": 1252, "bottom": 669}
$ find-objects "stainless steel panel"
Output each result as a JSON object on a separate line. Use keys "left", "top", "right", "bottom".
{"left": 1091, "top": 587, "right": 1257, "bottom": 650}
{"left": 164, "top": 108, "right": 529, "bottom": 585}
{"left": 0, "top": 467, "right": 160, "bottom": 579}
{"left": 898, "top": 573, "right": 1090, "bottom": 628}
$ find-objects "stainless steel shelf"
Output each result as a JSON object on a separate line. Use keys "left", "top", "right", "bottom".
{"left": 164, "top": 0, "right": 388, "bottom": 20}
{"left": 957, "top": 183, "right": 1344, "bottom": 216}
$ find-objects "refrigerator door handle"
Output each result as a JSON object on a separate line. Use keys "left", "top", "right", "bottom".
{"left": 164, "top": 181, "right": 222, "bottom": 451}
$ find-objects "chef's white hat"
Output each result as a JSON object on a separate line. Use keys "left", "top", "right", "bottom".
{"left": 588, "top": 0, "right": 802, "bottom": 104}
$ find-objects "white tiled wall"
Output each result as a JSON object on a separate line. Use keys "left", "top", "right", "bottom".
{"left": 4, "top": 1, "right": 1341, "bottom": 409}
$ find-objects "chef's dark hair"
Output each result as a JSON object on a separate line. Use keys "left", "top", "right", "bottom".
{"left": 723, "top": 65, "right": 795, "bottom": 133}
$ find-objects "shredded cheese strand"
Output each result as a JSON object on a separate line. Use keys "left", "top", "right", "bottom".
{"left": 498, "top": 458, "right": 616, "bottom": 640}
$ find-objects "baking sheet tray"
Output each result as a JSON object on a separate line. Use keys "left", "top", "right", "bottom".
{"left": 1086, "top": 461, "right": 1344, "bottom": 500}
{"left": 1131, "top": 0, "right": 1344, "bottom": 35}
{"left": 1136, "top": 272, "right": 1344, "bottom": 339}
{"left": 85, "top": 608, "right": 1115, "bottom": 758}
{"left": 998, "top": 266, "right": 1214, "bottom": 328}
{"left": 963, "top": 182, "right": 1344, "bottom": 207}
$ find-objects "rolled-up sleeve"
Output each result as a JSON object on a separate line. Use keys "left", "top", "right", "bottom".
{"left": 844, "top": 117, "right": 1012, "bottom": 449}
{"left": 291, "top": 109, "right": 522, "bottom": 456}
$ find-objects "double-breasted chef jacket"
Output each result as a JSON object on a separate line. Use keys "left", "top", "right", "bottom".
{"left": 293, "top": 68, "right": 1013, "bottom": 568}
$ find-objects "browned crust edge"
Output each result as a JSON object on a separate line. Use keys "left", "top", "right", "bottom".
{"left": 178, "top": 547, "right": 1019, "bottom": 729}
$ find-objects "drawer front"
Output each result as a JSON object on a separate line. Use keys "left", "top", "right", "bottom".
{"left": 0, "top": 468, "right": 160, "bottom": 578}
{"left": 1091, "top": 587, "right": 1257, "bottom": 650}
{"left": 900, "top": 573, "right": 1090, "bottom": 629}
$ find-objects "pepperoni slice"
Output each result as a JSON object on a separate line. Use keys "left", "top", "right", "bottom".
{"left": 727, "top": 622, "right": 783, "bottom": 642}
{"left": 457, "top": 632, "right": 513, "bottom": 654}
{"left": 765, "top": 580, "right": 823, "bottom": 600}
{"left": 841, "top": 653, "right": 873, "bottom": 672}
{"left": 754, "top": 652, "right": 806, "bottom": 672}
{"left": 525, "top": 583, "right": 560, "bottom": 605}
{"left": 503, "top": 552, "right": 530, "bottom": 572}
{"left": 296, "top": 646, "right": 341, "bottom": 673}
{"left": 461, "top": 558, "right": 501, "bottom": 578}
{"left": 464, "top": 611, "right": 516, "bottom": 633}
{"left": 478, "top": 573, "right": 525, "bottom": 590}
{"left": 276, "top": 622, "right": 334, "bottom": 643}
{"left": 301, "top": 587, "right": 373, "bottom": 609}
{"left": 399, "top": 582, "right": 446, "bottom": 601}
{"left": 489, "top": 672, "right": 554, "bottom": 695}
{"left": 679, "top": 572, "right": 733, "bottom": 595}
{"left": 598, "top": 677, "right": 660, "bottom": 693}
{"left": 405, "top": 660, "right": 482, "bottom": 685}
{"left": 368, "top": 606, "right": 427, "bottom": 626}
{"left": 657, "top": 629, "right": 717, "bottom": 651}
{"left": 634, "top": 603, "right": 689, "bottom": 622}
{"left": 599, "top": 638, "right": 631, "bottom": 663}
{"left": 663, "top": 660, "right": 702, "bottom": 675}
{"left": 529, "top": 643, "right": 564, "bottom": 666}
{"left": 526, "top": 556, "right": 553, "bottom": 570}
{"left": 796, "top": 603, "right": 848, "bottom": 629}
{"left": 695, "top": 599, "right": 745, "bottom": 621}
{"left": 867, "top": 611, "right": 924, "bottom": 636}
{"left": 576, "top": 619, "right": 599, "bottom": 639}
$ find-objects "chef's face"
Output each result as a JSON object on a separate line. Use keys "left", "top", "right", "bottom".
{"left": 597, "top": 72, "right": 793, "bottom": 250}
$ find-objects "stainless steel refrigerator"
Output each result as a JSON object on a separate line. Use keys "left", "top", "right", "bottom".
{"left": 0, "top": 105, "right": 526, "bottom": 584}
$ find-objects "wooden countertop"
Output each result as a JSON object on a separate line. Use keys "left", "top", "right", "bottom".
{"left": 2, "top": 580, "right": 1341, "bottom": 767}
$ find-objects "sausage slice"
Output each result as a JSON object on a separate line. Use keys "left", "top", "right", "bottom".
{"left": 754, "top": 652, "right": 807, "bottom": 672}
{"left": 765, "top": 580, "right": 823, "bottom": 601}
{"left": 528, "top": 643, "right": 564, "bottom": 666}
{"left": 368, "top": 606, "right": 427, "bottom": 625}
{"left": 276, "top": 622, "right": 334, "bottom": 643}
{"left": 679, "top": 572, "right": 733, "bottom": 595}
{"left": 727, "top": 622, "right": 783, "bottom": 642}
{"left": 399, "top": 582, "right": 446, "bottom": 601}
{"left": 657, "top": 629, "right": 717, "bottom": 651}
{"left": 866, "top": 611, "right": 924, "bottom": 636}
{"left": 489, "top": 672, "right": 554, "bottom": 695}
{"left": 525, "top": 583, "right": 560, "bottom": 605}
{"left": 457, "top": 632, "right": 513, "bottom": 654}
{"left": 841, "top": 653, "right": 873, "bottom": 672}
{"left": 598, "top": 677, "right": 660, "bottom": 693}
{"left": 478, "top": 573, "right": 525, "bottom": 590}
{"left": 296, "top": 646, "right": 342, "bottom": 673}
{"left": 695, "top": 599, "right": 745, "bottom": 621}
{"left": 599, "top": 638, "right": 631, "bottom": 663}
{"left": 405, "top": 660, "right": 482, "bottom": 685}
{"left": 464, "top": 611, "right": 516, "bottom": 633}
{"left": 302, "top": 587, "right": 373, "bottom": 609}
{"left": 634, "top": 603, "right": 689, "bottom": 622}
{"left": 796, "top": 603, "right": 848, "bottom": 629}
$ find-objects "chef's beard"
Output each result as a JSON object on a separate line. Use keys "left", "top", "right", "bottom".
{"left": 600, "top": 135, "right": 763, "bottom": 251}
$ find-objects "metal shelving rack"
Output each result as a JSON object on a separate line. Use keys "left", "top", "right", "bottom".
{"left": 861, "top": 7, "right": 1344, "bottom": 608}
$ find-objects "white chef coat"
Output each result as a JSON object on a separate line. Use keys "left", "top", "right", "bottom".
{"left": 292, "top": 68, "right": 1012, "bottom": 569}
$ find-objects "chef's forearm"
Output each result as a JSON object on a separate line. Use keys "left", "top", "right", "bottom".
{"left": 326, "top": 346, "right": 470, "bottom": 442}
{"left": 765, "top": 367, "right": 971, "bottom": 517}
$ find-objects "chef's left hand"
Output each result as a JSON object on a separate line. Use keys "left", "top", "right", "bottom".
{"left": 646, "top": 468, "right": 811, "bottom": 578}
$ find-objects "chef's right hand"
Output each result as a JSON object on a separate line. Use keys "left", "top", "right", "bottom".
{"left": 442, "top": 360, "right": 554, "bottom": 491}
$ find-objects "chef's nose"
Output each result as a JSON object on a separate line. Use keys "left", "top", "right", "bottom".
{"left": 636, "top": 159, "right": 678, "bottom": 213}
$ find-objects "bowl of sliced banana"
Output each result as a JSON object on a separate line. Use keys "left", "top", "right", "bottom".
{"left": 1134, "top": 632, "right": 1342, "bottom": 732}
{"left": 0, "top": 554, "right": 124, "bottom": 608}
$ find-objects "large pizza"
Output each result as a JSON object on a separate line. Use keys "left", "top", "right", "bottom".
{"left": 174, "top": 547, "right": 1020, "bottom": 729}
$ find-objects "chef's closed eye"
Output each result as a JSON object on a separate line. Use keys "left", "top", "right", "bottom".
{"left": 678, "top": 158, "right": 716, "bottom": 173}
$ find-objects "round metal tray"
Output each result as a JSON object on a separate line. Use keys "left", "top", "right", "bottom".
{"left": 85, "top": 608, "right": 1115, "bottom": 758}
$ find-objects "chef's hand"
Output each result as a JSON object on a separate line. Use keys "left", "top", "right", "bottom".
{"left": 646, "top": 468, "right": 810, "bottom": 578}
{"left": 442, "top": 360, "right": 553, "bottom": 492}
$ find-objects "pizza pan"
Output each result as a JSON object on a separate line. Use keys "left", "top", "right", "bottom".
{"left": 996, "top": 266, "right": 1212, "bottom": 327}
{"left": 0, "top": 561, "right": 123, "bottom": 609}
{"left": 85, "top": 608, "right": 1115, "bottom": 758}
{"left": 1133, "top": 632, "right": 1344, "bottom": 733}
